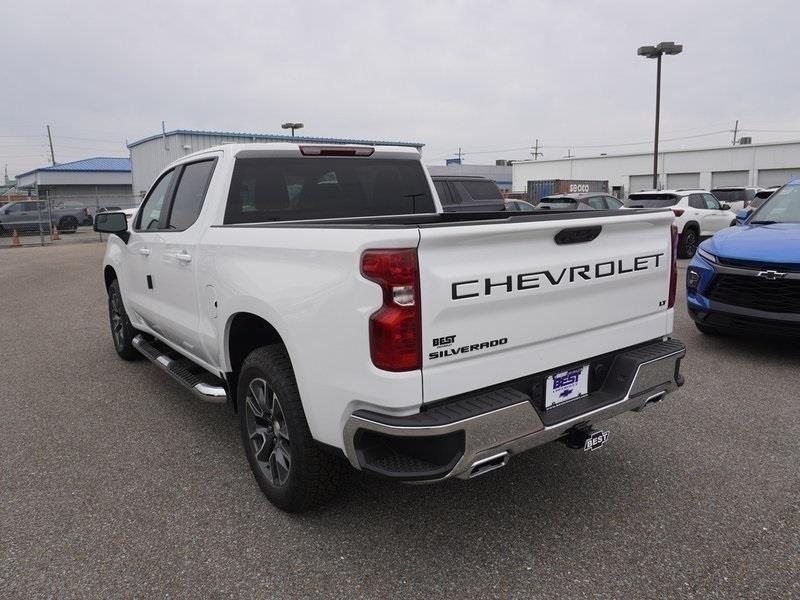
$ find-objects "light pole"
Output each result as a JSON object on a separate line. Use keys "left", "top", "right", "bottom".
{"left": 281, "top": 122, "right": 304, "bottom": 137}
{"left": 638, "top": 41, "right": 682, "bottom": 190}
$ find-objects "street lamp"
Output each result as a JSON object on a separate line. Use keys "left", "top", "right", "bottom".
{"left": 638, "top": 41, "right": 683, "bottom": 189}
{"left": 281, "top": 122, "right": 304, "bottom": 137}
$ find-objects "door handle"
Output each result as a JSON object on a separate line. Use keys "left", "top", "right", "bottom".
{"left": 176, "top": 251, "right": 192, "bottom": 263}
{"left": 139, "top": 248, "right": 151, "bottom": 256}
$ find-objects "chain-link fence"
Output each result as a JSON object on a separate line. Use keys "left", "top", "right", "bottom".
{"left": 0, "top": 193, "right": 140, "bottom": 248}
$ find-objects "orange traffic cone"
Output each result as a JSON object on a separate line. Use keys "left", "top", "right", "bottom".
{"left": 11, "top": 229, "right": 21, "bottom": 247}
{"left": 52, "top": 228, "right": 61, "bottom": 241}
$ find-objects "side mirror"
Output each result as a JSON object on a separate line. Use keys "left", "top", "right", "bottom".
{"left": 94, "top": 212, "right": 129, "bottom": 241}
{"left": 735, "top": 208, "right": 751, "bottom": 225}
{"left": 720, "top": 203, "right": 731, "bottom": 211}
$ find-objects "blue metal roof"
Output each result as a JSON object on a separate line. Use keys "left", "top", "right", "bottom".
{"left": 17, "top": 157, "right": 130, "bottom": 178}
{"left": 127, "top": 129, "right": 424, "bottom": 149}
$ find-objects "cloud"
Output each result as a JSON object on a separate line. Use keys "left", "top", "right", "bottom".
{"left": 3, "top": 0, "right": 799, "bottom": 175}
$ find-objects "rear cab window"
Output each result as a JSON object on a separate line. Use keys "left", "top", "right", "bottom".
{"left": 224, "top": 157, "right": 435, "bottom": 223}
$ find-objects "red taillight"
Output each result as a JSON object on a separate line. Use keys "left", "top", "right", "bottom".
{"left": 672, "top": 208, "right": 684, "bottom": 217}
{"left": 361, "top": 249, "right": 421, "bottom": 372}
{"left": 668, "top": 224, "right": 678, "bottom": 308}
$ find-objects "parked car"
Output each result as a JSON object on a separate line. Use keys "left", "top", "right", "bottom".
{"left": 625, "top": 190, "right": 733, "bottom": 258}
{"left": 53, "top": 201, "right": 93, "bottom": 225}
{"left": 97, "top": 206, "right": 122, "bottom": 213}
{"left": 96, "top": 142, "right": 685, "bottom": 512}
{"left": 0, "top": 200, "right": 87, "bottom": 234}
{"left": 504, "top": 199, "right": 536, "bottom": 212}
{"left": 537, "top": 193, "right": 623, "bottom": 211}
{"left": 709, "top": 186, "right": 760, "bottom": 212}
{"left": 431, "top": 175, "right": 505, "bottom": 212}
{"left": 687, "top": 179, "right": 800, "bottom": 336}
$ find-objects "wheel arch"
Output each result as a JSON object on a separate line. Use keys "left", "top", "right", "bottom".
{"left": 683, "top": 220, "right": 700, "bottom": 233}
{"left": 224, "top": 312, "right": 292, "bottom": 412}
{"left": 103, "top": 265, "right": 118, "bottom": 291}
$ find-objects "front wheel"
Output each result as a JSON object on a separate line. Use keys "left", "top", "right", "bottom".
{"left": 107, "top": 279, "right": 141, "bottom": 360}
{"left": 678, "top": 229, "right": 699, "bottom": 258}
{"left": 238, "top": 345, "right": 343, "bottom": 512}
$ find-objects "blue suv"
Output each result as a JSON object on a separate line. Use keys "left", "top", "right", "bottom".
{"left": 687, "top": 178, "right": 800, "bottom": 337}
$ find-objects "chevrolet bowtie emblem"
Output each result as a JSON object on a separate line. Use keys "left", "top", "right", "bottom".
{"left": 757, "top": 270, "right": 787, "bottom": 280}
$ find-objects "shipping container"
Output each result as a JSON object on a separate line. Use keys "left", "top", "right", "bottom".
{"left": 526, "top": 179, "right": 609, "bottom": 203}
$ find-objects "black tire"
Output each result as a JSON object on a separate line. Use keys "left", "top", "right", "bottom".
{"left": 730, "top": 219, "right": 737, "bottom": 227}
{"left": 695, "top": 322, "right": 721, "bottom": 335}
{"left": 59, "top": 216, "right": 78, "bottom": 233}
{"left": 107, "top": 279, "right": 141, "bottom": 360}
{"left": 238, "top": 345, "right": 343, "bottom": 512}
{"left": 678, "top": 228, "right": 699, "bottom": 258}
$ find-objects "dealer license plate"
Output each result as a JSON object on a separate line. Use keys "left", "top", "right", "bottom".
{"left": 545, "top": 365, "right": 589, "bottom": 409}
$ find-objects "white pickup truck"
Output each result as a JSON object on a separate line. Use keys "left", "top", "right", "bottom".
{"left": 95, "top": 143, "right": 685, "bottom": 512}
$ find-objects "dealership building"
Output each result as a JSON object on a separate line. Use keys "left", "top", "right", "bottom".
{"left": 512, "top": 140, "right": 800, "bottom": 197}
{"left": 128, "top": 129, "right": 424, "bottom": 196}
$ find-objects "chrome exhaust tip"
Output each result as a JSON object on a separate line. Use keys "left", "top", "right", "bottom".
{"left": 468, "top": 451, "right": 510, "bottom": 478}
{"left": 635, "top": 390, "right": 667, "bottom": 412}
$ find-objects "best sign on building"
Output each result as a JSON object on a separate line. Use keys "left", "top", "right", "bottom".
{"left": 511, "top": 140, "right": 800, "bottom": 196}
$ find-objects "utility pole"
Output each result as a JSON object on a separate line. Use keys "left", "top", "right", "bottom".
{"left": 731, "top": 119, "right": 739, "bottom": 146}
{"left": 456, "top": 147, "right": 463, "bottom": 162}
{"left": 564, "top": 149, "right": 574, "bottom": 159}
{"left": 531, "top": 139, "right": 543, "bottom": 160}
{"left": 46, "top": 125, "right": 56, "bottom": 165}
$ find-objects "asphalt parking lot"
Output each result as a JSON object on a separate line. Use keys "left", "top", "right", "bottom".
{"left": 1, "top": 243, "right": 798, "bottom": 598}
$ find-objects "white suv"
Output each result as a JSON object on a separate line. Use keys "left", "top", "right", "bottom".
{"left": 625, "top": 190, "right": 734, "bottom": 258}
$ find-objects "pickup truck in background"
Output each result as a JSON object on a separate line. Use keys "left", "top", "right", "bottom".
{"left": 0, "top": 200, "right": 90, "bottom": 234}
{"left": 95, "top": 143, "right": 686, "bottom": 512}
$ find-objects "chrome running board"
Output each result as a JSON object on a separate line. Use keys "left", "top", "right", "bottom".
{"left": 132, "top": 335, "right": 228, "bottom": 404}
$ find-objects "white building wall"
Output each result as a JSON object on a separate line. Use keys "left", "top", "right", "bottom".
{"left": 512, "top": 141, "right": 800, "bottom": 195}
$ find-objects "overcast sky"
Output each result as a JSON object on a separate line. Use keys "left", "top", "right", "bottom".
{"left": 3, "top": 0, "right": 799, "bottom": 176}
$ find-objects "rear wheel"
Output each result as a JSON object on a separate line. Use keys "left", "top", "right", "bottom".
{"left": 59, "top": 216, "right": 78, "bottom": 233}
{"left": 238, "top": 345, "right": 343, "bottom": 512}
{"left": 678, "top": 228, "right": 699, "bottom": 258}
{"left": 107, "top": 279, "right": 140, "bottom": 360}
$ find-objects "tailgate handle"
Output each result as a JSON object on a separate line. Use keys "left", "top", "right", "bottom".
{"left": 554, "top": 225, "right": 602, "bottom": 245}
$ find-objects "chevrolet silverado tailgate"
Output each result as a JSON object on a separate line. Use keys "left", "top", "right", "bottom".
{"left": 417, "top": 211, "right": 675, "bottom": 401}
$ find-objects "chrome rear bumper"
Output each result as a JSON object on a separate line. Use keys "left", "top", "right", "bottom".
{"left": 343, "top": 338, "right": 685, "bottom": 481}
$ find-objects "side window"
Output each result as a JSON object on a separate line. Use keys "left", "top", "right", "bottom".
{"left": 136, "top": 169, "right": 175, "bottom": 231}
{"left": 23, "top": 201, "right": 40, "bottom": 212}
{"left": 448, "top": 182, "right": 466, "bottom": 204}
{"left": 703, "top": 193, "right": 721, "bottom": 210}
{"left": 688, "top": 194, "right": 705, "bottom": 209}
{"left": 586, "top": 196, "right": 606, "bottom": 209}
{"left": 605, "top": 196, "right": 623, "bottom": 209}
{"left": 166, "top": 160, "right": 215, "bottom": 230}
{"left": 434, "top": 181, "right": 453, "bottom": 206}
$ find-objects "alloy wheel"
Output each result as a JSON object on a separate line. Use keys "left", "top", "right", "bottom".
{"left": 245, "top": 378, "right": 291, "bottom": 487}
{"left": 110, "top": 293, "right": 125, "bottom": 350}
